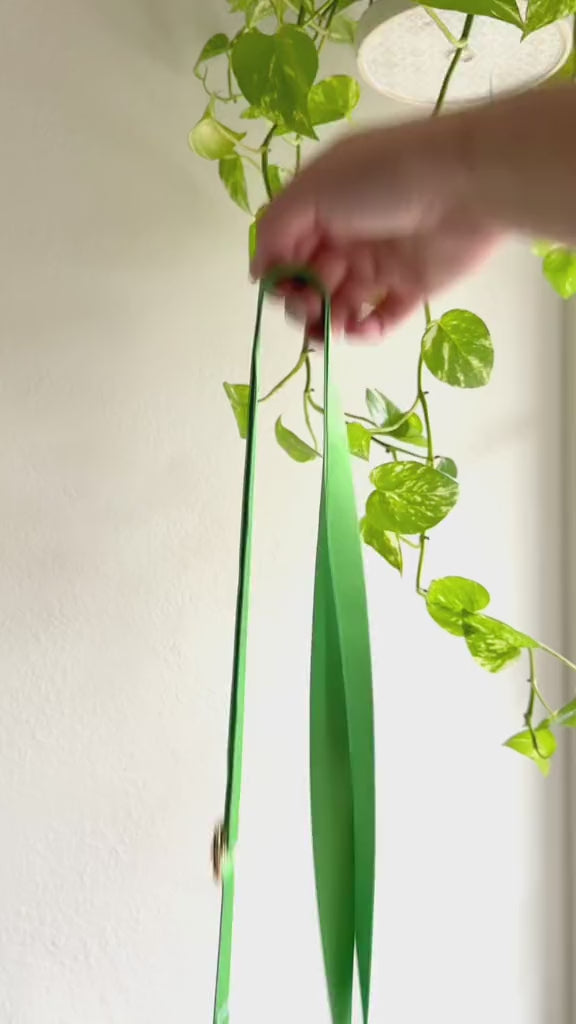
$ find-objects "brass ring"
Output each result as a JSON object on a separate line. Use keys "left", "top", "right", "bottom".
{"left": 212, "top": 822, "right": 227, "bottom": 883}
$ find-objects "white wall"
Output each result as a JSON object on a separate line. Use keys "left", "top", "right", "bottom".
{"left": 0, "top": 2, "right": 570, "bottom": 1022}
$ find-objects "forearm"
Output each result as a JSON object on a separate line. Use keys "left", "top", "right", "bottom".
{"left": 455, "top": 85, "right": 576, "bottom": 244}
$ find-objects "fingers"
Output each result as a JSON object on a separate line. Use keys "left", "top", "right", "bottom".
{"left": 283, "top": 245, "right": 348, "bottom": 324}
{"left": 298, "top": 288, "right": 420, "bottom": 342}
{"left": 345, "top": 290, "right": 420, "bottom": 339}
{"left": 250, "top": 192, "right": 320, "bottom": 281}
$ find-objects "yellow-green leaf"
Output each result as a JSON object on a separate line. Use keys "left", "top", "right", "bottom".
{"left": 231, "top": 27, "right": 318, "bottom": 139}
{"left": 275, "top": 417, "right": 319, "bottom": 462}
{"left": 504, "top": 726, "right": 556, "bottom": 775}
{"left": 308, "top": 75, "right": 360, "bottom": 125}
{"left": 189, "top": 115, "right": 245, "bottom": 161}
{"left": 367, "top": 462, "right": 459, "bottom": 534}
{"left": 267, "top": 164, "right": 291, "bottom": 197}
{"left": 329, "top": 14, "right": 357, "bottom": 43}
{"left": 347, "top": 422, "right": 372, "bottom": 460}
{"left": 436, "top": 457, "right": 458, "bottom": 480}
{"left": 224, "top": 383, "right": 251, "bottom": 438}
{"left": 424, "top": 0, "right": 523, "bottom": 27}
{"left": 543, "top": 247, "right": 576, "bottom": 299}
{"left": 524, "top": 0, "right": 576, "bottom": 34}
{"left": 423, "top": 309, "right": 493, "bottom": 388}
{"left": 219, "top": 155, "right": 251, "bottom": 213}
{"left": 194, "top": 33, "right": 230, "bottom": 77}
{"left": 360, "top": 518, "right": 402, "bottom": 573}
{"left": 551, "top": 697, "right": 576, "bottom": 728}
{"left": 426, "top": 576, "right": 490, "bottom": 637}
{"left": 463, "top": 613, "right": 538, "bottom": 672}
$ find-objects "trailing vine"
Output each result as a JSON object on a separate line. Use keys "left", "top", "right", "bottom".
{"left": 191, "top": 0, "right": 576, "bottom": 774}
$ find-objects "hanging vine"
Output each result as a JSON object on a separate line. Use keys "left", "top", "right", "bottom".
{"left": 191, "top": 0, "right": 576, "bottom": 774}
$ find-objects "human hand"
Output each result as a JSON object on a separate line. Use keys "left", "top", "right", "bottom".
{"left": 251, "top": 118, "right": 501, "bottom": 339}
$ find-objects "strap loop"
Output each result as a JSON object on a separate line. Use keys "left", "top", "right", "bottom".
{"left": 212, "top": 270, "right": 375, "bottom": 1024}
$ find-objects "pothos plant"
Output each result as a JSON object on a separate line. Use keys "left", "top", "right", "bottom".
{"left": 191, "top": 0, "right": 576, "bottom": 774}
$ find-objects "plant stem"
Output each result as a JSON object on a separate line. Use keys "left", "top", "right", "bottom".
{"left": 433, "top": 14, "right": 474, "bottom": 115}
{"left": 417, "top": 359, "right": 434, "bottom": 467}
{"left": 539, "top": 643, "right": 576, "bottom": 676}
{"left": 412, "top": 21, "right": 474, "bottom": 599}
{"left": 524, "top": 649, "right": 556, "bottom": 755}
{"left": 371, "top": 437, "right": 429, "bottom": 461}
{"left": 423, "top": 7, "right": 470, "bottom": 49}
{"left": 260, "top": 351, "right": 306, "bottom": 402}
{"left": 261, "top": 125, "right": 277, "bottom": 202}
{"left": 416, "top": 535, "right": 428, "bottom": 596}
{"left": 316, "top": 0, "right": 338, "bottom": 50}
{"left": 303, "top": 354, "right": 319, "bottom": 449}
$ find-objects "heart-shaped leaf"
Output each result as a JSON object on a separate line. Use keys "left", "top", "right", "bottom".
{"left": 550, "top": 698, "right": 576, "bottom": 728}
{"left": 347, "top": 422, "right": 372, "bottom": 460}
{"left": 224, "top": 383, "right": 251, "bottom": 438}
{"left": 435, "top": 457, "right": 458, "bottom": 480}
{"left": 424, "top": 0, "right": 523, "bottom": 26}
{"left": 365, "top": 390, "right": 426, "bottom": 445}
{"left": 194, "top": 33, "right": 230, "bottom": 77}
{"left": 275, "top": 417, "right": 319, "bottom": 462}
{"left": 423, "top": 309, "right": 493, "bottom": 388}
{"left": 426, "top": 576, "right": 490, "bottom": 636}
{"left": 504, "top": 726, "right": 556, "bottom": 775}
{"left": 367, "top": 462, "right": 459, "bottom": 534}
{"left": 524, "top": 0, "right": 575, "bottom": 33}
{"left": 463, "top": 613, "right": 538, "bottom": 672}
{"left": 308, "top": 75, "right": 360, "bottom": 125}
{"left": 231, "top": 27, "right": 318, "bottom": 139}
{"left": 219, "top": 155, "right": 251, "bottom": 213}
{"left": 267, "top": 164, "right": 291, "bottom": 198}
{"left": 189, "top": 113, "right": 246, "bottom": 161}
{"left": 543, "top": 246, "right": 576, "bottom": 299}
{"left": 329, "top": 14, "right": 357, "bottom": 43}
{"left": 360, "top": 518, "right": 402, "bottom": 574}
{"left": 228, "top": 0, "right": 275, "bottom": 24}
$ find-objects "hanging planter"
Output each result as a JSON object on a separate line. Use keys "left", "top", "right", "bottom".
{"left": 190, "top": 2, "right": 576, "bottom": 1021}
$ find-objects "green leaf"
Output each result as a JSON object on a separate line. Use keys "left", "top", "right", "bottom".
{"left": 463, "top": 613, "right": 538, "bottom": 673}
{"left": 436, "top": 457, "right": 458, "bottom": 480}
{"left": 365, "top": 390, "right": 425, "bottom": 443}
{"left": 524, "top": 0, "right": 576, "bottom": 33}
{"left": 531, "top": 239, "right": 556, "bottom": 258}
{"left": 424, "top": 0, "right": 523, "bottom": 27}
{"left": 504, "top": 726, "right": 556, "bottom": 775}
{"left": 423, "top": 309, "right": 494, "bottom": 388}
{"left": 360, "top": 518, "right": 402, "bottom": 574}
{"left": 275, "top": 417, "right": 319, "bottom": 462}
{"left": 228, "top": 0, "right": 275, "bottom": 24}
{"left": 267, "top": 164, "right": 291, "bottom": 197}
{"left": 551, "top": 698, "right": 576, "bottom": 728}
{"left": 308, "top": 75, "right": 360, "bottom": 125}
{"left": 365, "top": 388, "right": 397, "bottom": 428}
{"left": 219, "top": 155, "right": 251, "bottom": 213}
{"left": 367, "top": 462, "right": 459, "bottom": 534}
{"left": 224, "top": 383, "right": 251, "bottom": 438}
{"left": 347, "top": 422, "right": 372, "bottom": 460}
{"left": 248, "top": 204, "right": 268, "bottom": 263}
{"left": 329, "top": 14, "right": 357, "bottom": 43}
{"left": 194, "top": 33, "right": 230, "bottom": 76}
{"left": 231, "top": 27, "right": 319, "bottom": 139}
{"left": 543, "top": 247, "right": 576, "bottom": 299}
{"left": 189, "top": 113, "right": 246, "bottom": 160}
{"left": 426, "top": 576, "right": 490, "bottom": 637}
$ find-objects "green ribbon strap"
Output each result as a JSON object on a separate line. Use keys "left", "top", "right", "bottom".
{"left": 213, "top": 269, "right": 375, "bottom": 1024}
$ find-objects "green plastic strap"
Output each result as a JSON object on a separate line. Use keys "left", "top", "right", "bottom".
{"left": 213, "top": 268, "right": 375, "bottom": 1024}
